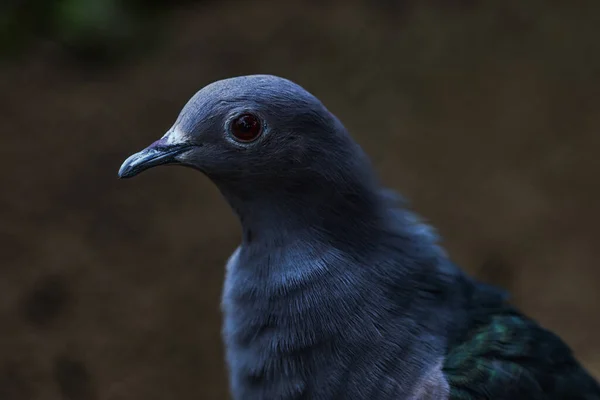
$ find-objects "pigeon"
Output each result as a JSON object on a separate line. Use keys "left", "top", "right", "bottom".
{"left": 118, "top": 75, "right": 600, "bottom": 399}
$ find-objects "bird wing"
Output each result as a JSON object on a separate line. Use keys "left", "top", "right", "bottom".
{"left": 443, "top": 309, "right": 600, "bottom": 400}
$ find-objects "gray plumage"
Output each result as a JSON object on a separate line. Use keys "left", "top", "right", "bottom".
{"left": 118, "top": 75, "right": 600, "bottom": 400}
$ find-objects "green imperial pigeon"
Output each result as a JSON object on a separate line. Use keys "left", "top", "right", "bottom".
{"left": 118, "top": 75, "right": 600, "bottom": 399}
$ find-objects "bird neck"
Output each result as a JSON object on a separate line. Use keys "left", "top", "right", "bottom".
{"left": 215, "top": 175, "right": 386, "bottom": 248}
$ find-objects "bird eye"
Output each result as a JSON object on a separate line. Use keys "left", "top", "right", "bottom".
{"left": 230, "top": 113, "right": 262, "bottom": 142}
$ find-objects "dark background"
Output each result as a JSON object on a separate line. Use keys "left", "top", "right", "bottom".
{"left": 1, "top": 0, "right": 599, "bottom": 399}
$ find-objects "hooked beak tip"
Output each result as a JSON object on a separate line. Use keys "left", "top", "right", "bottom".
{"left": 117, "top": 145, "right": 191, "bottom": 179}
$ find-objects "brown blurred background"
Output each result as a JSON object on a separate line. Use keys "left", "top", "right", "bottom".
{"left": 1, "top": 0, "right": 599, "bottom": 398}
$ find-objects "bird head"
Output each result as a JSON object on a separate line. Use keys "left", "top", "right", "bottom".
{"left": 120, "top": 75, "right": 352, "bottom": 179}
{"left": 118, "top": 75, "right": 381, "bottom": 235}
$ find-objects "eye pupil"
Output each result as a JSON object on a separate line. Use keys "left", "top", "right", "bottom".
{"left": 231, "top": 114, "right": 262, "bottom": 142}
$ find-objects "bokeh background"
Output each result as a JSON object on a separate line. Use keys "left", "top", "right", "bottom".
{"left": 1, "top": 0, "right": 599, "bottom": 398}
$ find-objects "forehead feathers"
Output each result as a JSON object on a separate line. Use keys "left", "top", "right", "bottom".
{"left": 175, "top": 75, "right": 333, "bottom": 134}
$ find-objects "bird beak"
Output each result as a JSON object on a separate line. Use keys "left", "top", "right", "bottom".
{"left": 118, "top": 140, "right": 191, "bottom": 179}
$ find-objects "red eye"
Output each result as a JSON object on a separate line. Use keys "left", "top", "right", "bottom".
{"left": 230, "top": 113, "right": 262, "bottom": 142}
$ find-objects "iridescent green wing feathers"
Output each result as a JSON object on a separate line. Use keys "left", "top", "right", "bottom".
{"left": 443, "top": 311, "right": 600, "bottom": 400}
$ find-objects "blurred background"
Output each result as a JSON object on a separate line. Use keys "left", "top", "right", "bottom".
{"left": 1, "top": 0, "right": 599, "bottom": 398}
